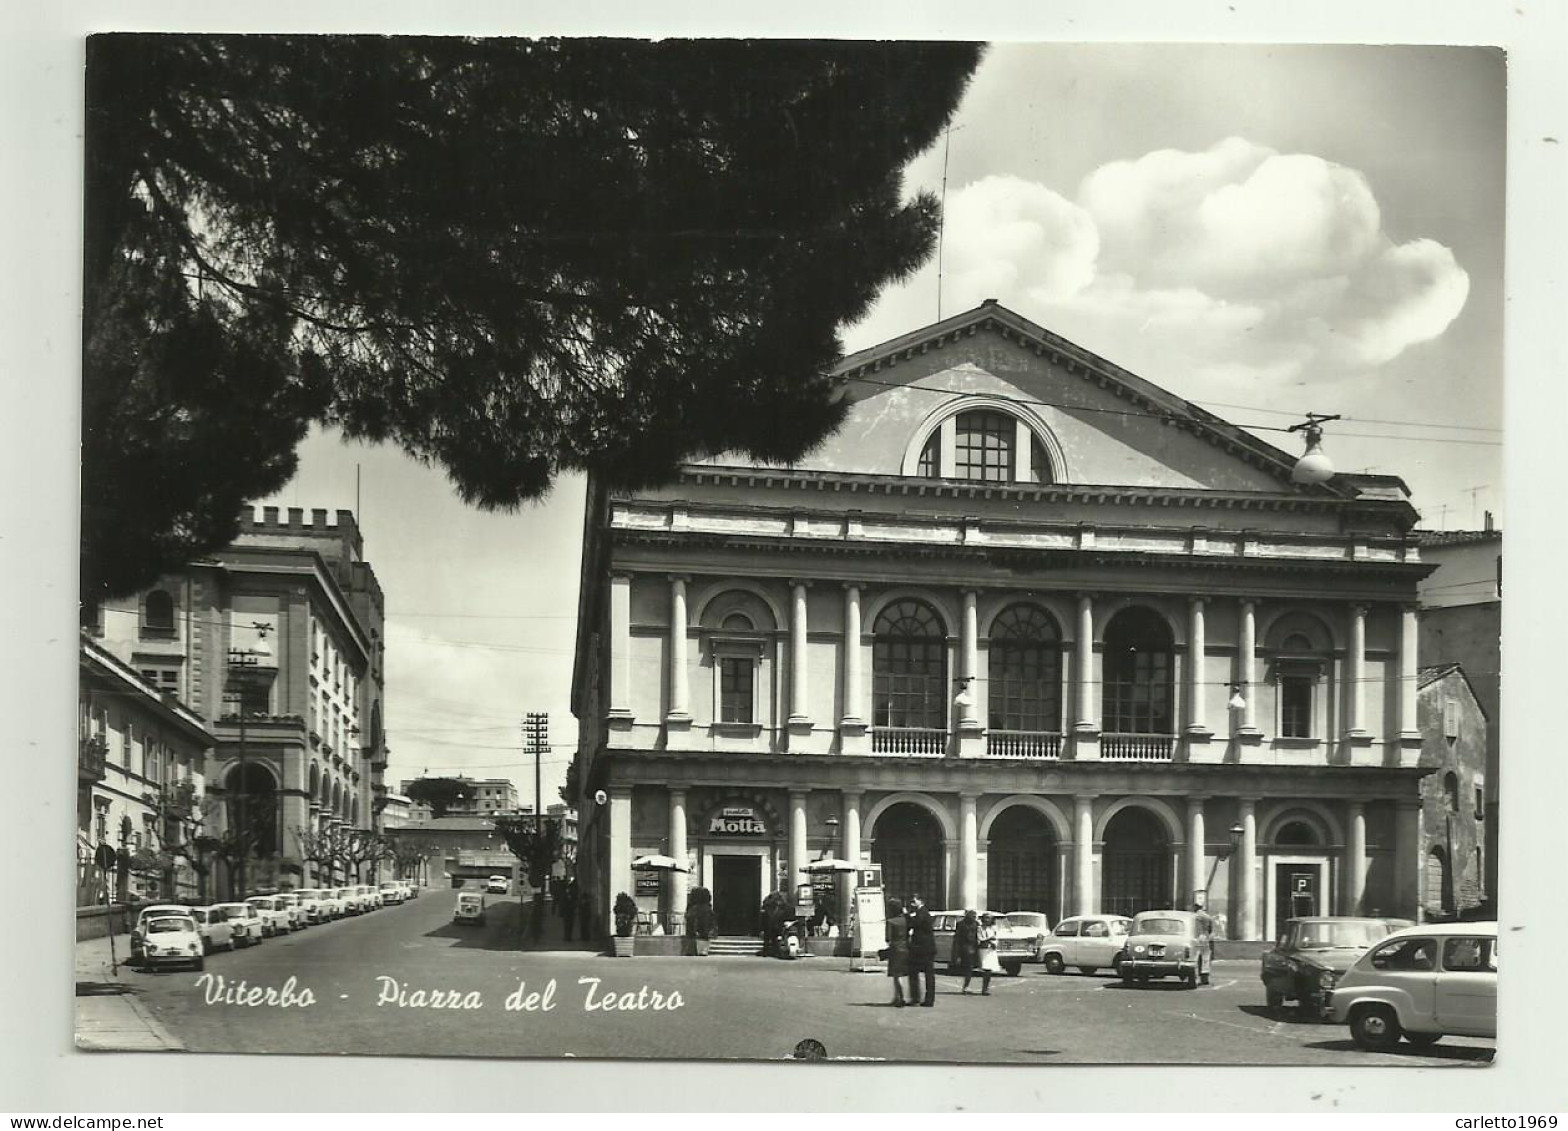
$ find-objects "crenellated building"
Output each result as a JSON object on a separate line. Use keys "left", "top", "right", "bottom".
{"left": 569, "top": 301, "right": 1436, "bottom": 940}
{"left": 87, "top": 506, "right": 388, "bottom": 895}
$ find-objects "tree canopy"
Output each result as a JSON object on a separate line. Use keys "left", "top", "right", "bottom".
{"left": 402, "top": 776, "right": 472, "bottom": 819}
{"left": 83, "top": 35, "right": 983, "bottom": 600}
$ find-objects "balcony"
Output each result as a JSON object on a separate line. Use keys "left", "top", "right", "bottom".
{"left": 986, "top": 730, "right": 1062, "bottom": 759}
{"left": 870, "top": 728, "right": 947, "bottom": 756}
{"left": 1101, "top": 733, "right": 1176, "bottom": 761}
{"left": 78, "top": 736, "right": 108, "bottom": 784}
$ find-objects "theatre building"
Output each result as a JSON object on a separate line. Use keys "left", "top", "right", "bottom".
{"left": 569, "top": 301, "right": 1435, "bottom": 940}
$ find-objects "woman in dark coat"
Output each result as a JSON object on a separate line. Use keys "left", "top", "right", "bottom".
{"left": 884, "top": 897, "right": 911, "bottom": 1007}
{"left": 952, "top": 909, "right": 982, "bottom": 993}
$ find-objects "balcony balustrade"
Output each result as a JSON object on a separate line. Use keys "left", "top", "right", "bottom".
{"left": 986, "top": 730, "right": 1062, "bottom": 759}
{"left": 1100, "top": 733, "right": 1176, "bottom": 761}
{"left": 78, "top": 736, "right": 108, "bottom": 784}
{"left": 870, "top": 727, "right": 947, "bottom": 756}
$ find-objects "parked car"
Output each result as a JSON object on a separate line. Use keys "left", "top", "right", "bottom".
{"left": 1002, "top": 911, "right": 1052, "bottom": 963}
{"left": 1040, "top": 914, "right": 1134, "bottom": 976}
{"left": 269, "top": 891, "right": 307, "bottom": 929}
{"left": 212, "top": 902, "right": 263, "bottom": 946}
{"left": 189, "top": 906, "right": 236, "bottom": 954}
{"left": 404, "top": 881, "right": 419, "bottom": 899}
{"left": 454, "top": 890, "right": 487, "bottom": 925}
{"left": 245, "top": 895, "right": 293, "bottom": 936}
{"left": 487, "top": 875, "right": 509, "bottom": 894}
{"left": 929, "top": 910, "right": 1034, "bottom": 976}
{"left": 1121, "top": 910, "right": 1214, "bottom": 988}
{"left": 1329, "top": 922, "right": 1497, "bottom": 1049}
{"left": 355, "top": 884, "right": 379, "bottom": 909}
{"left": 129, "top": 903, "right": 191, "bottom": 960}
{"left": 334, "top": 887, "right": 361, "bottom": 915}
{"left": 379, "top": 881, "right": 406, "bottom": 905}
{"left": 1260, "top": 917, "right": 1400, "bottom": 1016}
{"left": 139, "top": 912, "right": 205, "bottom": 971}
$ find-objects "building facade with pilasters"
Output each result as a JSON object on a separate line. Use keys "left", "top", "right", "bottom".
{"left": 569, "top": 302, "right": 1434, "bottom": 940}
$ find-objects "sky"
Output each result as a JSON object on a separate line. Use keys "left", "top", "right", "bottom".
{"left": 261, "top": 42, "right": 1505, "bottom": 808}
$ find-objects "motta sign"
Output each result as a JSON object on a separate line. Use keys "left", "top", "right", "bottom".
{"left": 709, "top": 806, "right": 768, "bottom": 837}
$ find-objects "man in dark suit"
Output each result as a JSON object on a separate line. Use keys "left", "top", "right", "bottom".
{"left": 905, "top": 894, "right": 937, "bottom": 1006}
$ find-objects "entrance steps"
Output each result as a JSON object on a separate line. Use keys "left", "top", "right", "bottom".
{"left": 707, "top": 935, "right": 763, "bottom": 956}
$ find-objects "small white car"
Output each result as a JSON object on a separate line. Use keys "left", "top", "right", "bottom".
{"left": 1329, "top": 922, "right": 1497, "bottom": 1050}
{"left": 139, "top": 913, "right": 205, "bottom": 971}
{"left": 245, "top": 895, "right": 293, "bottom": 936}
{"left": 190, "top": 906, "right": 236, "bottom": 953}
{"left": 454, "top": 890, "right": 487, "bottom": 925}
{"left": 379, "top": 881, "right": 405, "bottom": 905}
{"left": 332, "top": 887, "right": 360, "bottom": 915}
{"left": 212, "top": 902, "right": 263, "bottom": 946}
{"left": 486, "top": 875, "right": 509, "bottom": 895}
{"left": 1041, "top": 914, "right": 1134, "bottom": 976}
{"left": 1121, "top": 910, "right": 1215, "bottom": 988}
{"left": 404, "top": 881, "right": 419, "bottom": 900}
{"left": 294, "top": 888, "right": 328, "bottom": 921}
{"left": 273, "top": 891, "right": 309, "bottom": 928}
{"left": 129, "top": 903, "right": 191, "bottom": 960}
{"left": 360, "top": 884, "right": 381, "bottom": 909}
{"left": 1003, "top": 911, "right": 1053, "bottom": 964}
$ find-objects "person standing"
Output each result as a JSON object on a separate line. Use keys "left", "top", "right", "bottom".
{"left": 974, "top": 913, "right": 1002, "bottom": 995}
{"left": 561, "top": 879, "right": 578, "bottom": 941}
{"left": 883, "top": 897, "right": 911, "bottom": 1007}
{"left": 953, "top": 909, "right": 981, "bottom": 994}
{"left": 906, "top": 894, "right": 937, "bottom": 1007}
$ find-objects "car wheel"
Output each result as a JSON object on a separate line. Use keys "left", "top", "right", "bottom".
{"left": 1078, "top": 966, "right": 1097, "bottom": 975}
{"left": 1112, "top": 954, "right": 1125, "bottom": 977}
{"left": 1199, "top": 957, "right": 1211, "bottom": 986}
{"left": 1184, "top": 965, "right": 1199, "bottom": 989}
{"left": 1265, "top": 988, "right": 1285, "bottom": 1012}
{"left": 1043, "top": 954, "right": 1065, "bottom": 975}
{"left": 1404, "top": 1032, "right": 1443, "bottom": 1048}
{"left": 194, "top": 956, "right": 205, "bottom": 972}
{"left": 1350, "top": 1004, "right": 1403, "bottom": 1050}
{"left": 1003, "top": 962, "right": 1023, "bottom": 977}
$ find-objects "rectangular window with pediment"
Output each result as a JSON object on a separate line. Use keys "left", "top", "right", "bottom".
{"left": 720, "top": 658, "right": 754, "bottom": 723}
{"left": 1271, "top": 657, "right": 1323, "bottom": 739}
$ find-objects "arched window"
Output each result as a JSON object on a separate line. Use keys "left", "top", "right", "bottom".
{"left": 954, "top": 411, "right": 1015, "bottom": 482}
{"left": 142, "top": 590, "right": 175, "bottom": 635}
{"left": 1103, "top": 607, "right": 1175, "bottom": 735}
{"left": 872, "top": 599, "right": 947, "bottom": 749}
{"left": 988, "top": 604, "right": 1062, "bottom": 740}
{"left": 916, "top": 433, "right": 939, "bottom": 478}
{"left": 721, "top": 613, "right": 754, "bottom": 632}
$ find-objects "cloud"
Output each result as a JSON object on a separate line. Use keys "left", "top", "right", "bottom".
{"left": 854, "top": 138, "right": 1469, "bottom": 393}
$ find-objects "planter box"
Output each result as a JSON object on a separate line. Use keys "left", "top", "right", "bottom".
{"left": 633, "top": 936, "right": 685, "bottom": 957}
{"left": 804, "top": 936, "right": 851, "bottom": 958}
{"left": 693, "top": 937, "right": 711, "bottom": 956}
{"left": 611, "top": 935, "right": 636, "bottom": 958}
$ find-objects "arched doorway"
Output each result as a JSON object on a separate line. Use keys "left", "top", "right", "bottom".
{"left": 1270, "top": 818, "right": 1330, "bottom": 938}
{"left": 1101, "top": 807, "right": 1171, "bottom": 916}
{"left": 227, "top": 762, "right": 279, "bottom": 857}
{"left": 872, "top": 802, "right": 946, "bottom": 906}
{"left": 1426, "top": 846, "right": 1453, "bottom": 918}
{"left": 986, "top": 805, "right": 1057, "bottom": 914}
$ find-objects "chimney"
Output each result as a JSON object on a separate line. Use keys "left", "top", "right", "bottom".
{"left": 1484, "top": 510, "right": 1494, "bottom": 533}
{"left": 263, "top": 506, "right": 280, "bottom": 524}
{"left": 312, "top": 508, "right": 328, "bottom": 527}
{"left": 288, "top": 507, "right": 304, "bottom": 526}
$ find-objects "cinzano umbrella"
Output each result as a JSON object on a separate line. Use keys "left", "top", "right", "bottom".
{"left": 631, "top": 854, "right": 691, "bottom": 873}
{"left": 800, "top": 857, "right": 859, "bottom": 874}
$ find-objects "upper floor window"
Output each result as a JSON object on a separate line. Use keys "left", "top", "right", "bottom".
{"left": 872, "top": 598, "right": 947, "bottom": 730}
{"left": 719, "top": 657, "right": 754, "bottom": 723}
{"left": 142, "top": 590, "right": 175, "bottom": 636}
{"left": 1267, "top": 617, "right": 1332, "bottom": 741}
{"left": 911, "top": 408, "right": 1056, "bottom": 484}
{"left": 988, "top": 604, "right": 1062, "bottom": 734}
{"left": 1102, "top": 607, "right": 1174, "bottom": 735}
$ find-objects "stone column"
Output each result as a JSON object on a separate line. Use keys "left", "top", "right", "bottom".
{"left": 1345, "top": 801, "right": 1367, "bottom": 915}
{"left": 959, "top": 793, "right": 979, "bottom": 909}
{"left": 1398, "top": 606, "right": 1421, "bottom": 740}
{"left": 1238, "top": 798, "right": 1259, "bottom": 940}
{"left": 959, "top": 591, "right": 981, "bottom": 731}
{"left": 666, "top": 576, "right": 690, "bottom": 722}
{"left": 1187, "top": 598, "right": 1209, "bottom": 736}
{"left": 608, "top": 574, "right": 633, "bottom": 720}
{"left": 841, "top": 585, "right": 864, "bottom": 727}
{"left": 1395, "top": 800, "right": 1421, "bottom": 920}
{"left": 1075, "top": 794, "right": 1096, "bottom": 915}
{"left": 841, "top": 791, "right": 862, "bottom": 870}
{"left": 1347, "top": 603, "right": 1368, "bottom": 737}
{"left": 607, "top": 786, "right": 633, "bottom": 925}
{"left": 788, "top": 789, "right": 809, "bottom": 895}
{"left": 1187, "top": 796, "right": 1208, "bottom": 907}
{"left": 668, "top": 789, "right": 689, "bottom": 915}
{"left": 1237, "top": 600, "right": 1259, "bottom": 735}
{"left": 788, "top": 581, "right": 811, "bottom": 731}
{"left": 1074, "top": 594, "right": 1097, "bottom": 733}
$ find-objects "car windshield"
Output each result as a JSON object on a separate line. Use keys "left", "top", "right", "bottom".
{"left": 1006, "top": 914, "right": 1046, "bottom": 929}
{"left": 1133, "top": 917, "right": 1186, "bottom": 936}
{"left": 1293, "top": 921, "right": 1389, "bottom": 949}
{"left": 148, "top": 918, "right": 194, "bottom": 934}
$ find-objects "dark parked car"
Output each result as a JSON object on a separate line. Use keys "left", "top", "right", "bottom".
{"left": 1260, "top": 917, "right": 1400, "bottom": 1016}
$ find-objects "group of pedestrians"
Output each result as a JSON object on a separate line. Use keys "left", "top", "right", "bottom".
{"left": 883, "top": 896, "right": 1000, "bottom": 1008}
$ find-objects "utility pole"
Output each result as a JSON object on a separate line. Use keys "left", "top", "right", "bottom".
{"left": 523, "top": 713, "right": 549, "bottom": 827}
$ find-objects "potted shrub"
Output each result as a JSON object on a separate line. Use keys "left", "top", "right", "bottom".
{"left": 612, "top": 892, "right": 638, "bottom": 957}
{"left": 686, "top": 887, "right": 716, "bottom": 955}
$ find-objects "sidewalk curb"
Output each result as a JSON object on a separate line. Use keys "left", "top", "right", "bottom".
{"left": 74, "top": 984, "right": 186, "bottom": 1052}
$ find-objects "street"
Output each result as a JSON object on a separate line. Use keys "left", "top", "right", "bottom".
{"left": 101, "top": 889, "right": 1495, "bottom": 1066}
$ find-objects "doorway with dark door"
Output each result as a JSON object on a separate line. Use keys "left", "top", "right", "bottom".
{"left": 712, "top": 855, "right": 762, "bottom": 935}
{"left": 1274, "top": 861, "right": 1324, "bottom": 940}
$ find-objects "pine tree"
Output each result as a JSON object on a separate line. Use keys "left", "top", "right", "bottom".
{"left": 83, "top": 36, "right": 983, "bottom": 601}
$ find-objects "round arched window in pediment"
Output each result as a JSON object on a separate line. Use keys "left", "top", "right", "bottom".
{"left": 909, "top": 405, "right": 1059, "bottom": 484}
